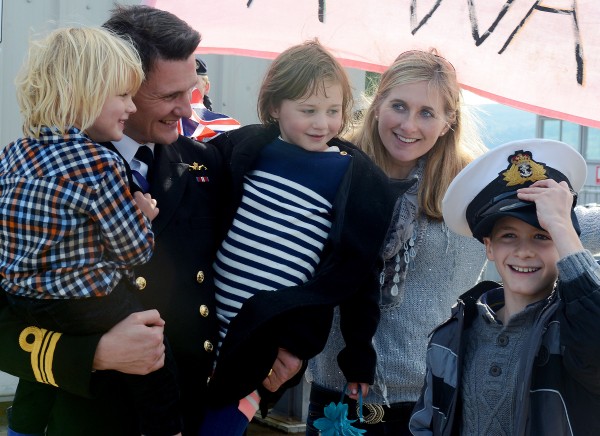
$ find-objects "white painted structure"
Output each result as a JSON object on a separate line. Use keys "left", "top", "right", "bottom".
{"left": 0, "top": 372, "right": 16, "bottom": 402}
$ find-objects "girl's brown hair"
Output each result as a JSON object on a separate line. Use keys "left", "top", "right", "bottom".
{"left": 257, "top": 39, "right": 353, "bottom": 135}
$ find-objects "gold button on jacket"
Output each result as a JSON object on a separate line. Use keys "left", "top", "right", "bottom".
{"left": 203, "top": 340, "right": 214, "bottom": 352}
{"left": 135, "top": 276, "right": 147, "bottom": 290}
{"left": 199, "top": 305, "right": 209, "bottom": 317}
{"left": 196, "top": 270, "right": 205, "bottom": 284}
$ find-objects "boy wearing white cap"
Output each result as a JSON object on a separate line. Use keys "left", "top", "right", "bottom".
{"left": 410, "top": 139, "right": 600, "bottom": 435}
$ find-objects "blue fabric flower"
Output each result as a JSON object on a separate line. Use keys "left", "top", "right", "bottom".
{"left": 313, "top": 401, "right": 366, "bottom": 436}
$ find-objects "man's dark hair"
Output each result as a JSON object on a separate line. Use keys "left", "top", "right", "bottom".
{"left": 103, "top": 5, "right": 201, "bottom": 74}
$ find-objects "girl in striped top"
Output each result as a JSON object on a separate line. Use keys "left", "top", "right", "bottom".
{"left": 199, "top": 40, "right": 410, "bottom": 435}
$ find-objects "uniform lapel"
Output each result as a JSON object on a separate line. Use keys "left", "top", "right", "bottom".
{"left": 149, "top": 143, "right": 189, "bottom": 236}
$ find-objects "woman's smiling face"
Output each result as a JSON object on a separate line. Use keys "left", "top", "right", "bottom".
{"left": 376, "top": 81, "right": 449, "bottom": 178}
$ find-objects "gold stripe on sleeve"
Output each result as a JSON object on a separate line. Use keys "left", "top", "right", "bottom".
{"left": 19, "top": 326, "right": 62, "bottom": 387}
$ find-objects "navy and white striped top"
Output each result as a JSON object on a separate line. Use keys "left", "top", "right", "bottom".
{"left": 214, "top": 138, "right": 350, "bottom": 347}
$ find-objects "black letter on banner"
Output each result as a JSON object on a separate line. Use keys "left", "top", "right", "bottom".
{"left": 499, "top": 0, "right": 584, "bottom": 85}
{"left": 319, "top": 0, "right": 325, "bottom": 22}
{"left": 247, "top": 0, "right": 326, "bottom": 23}
{"left": 410, "top": 0, "right": 443, "bottom": 34}
{"left": 468, "top": 0, "right": 515, "bottom": 46}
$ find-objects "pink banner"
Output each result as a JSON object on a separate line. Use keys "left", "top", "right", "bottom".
{"left": 144, "top": 0, "right": 600, "bottom": 128}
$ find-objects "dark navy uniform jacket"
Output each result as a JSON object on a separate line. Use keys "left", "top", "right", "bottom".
{"left": 0, "top": 135, "right": 226, "bottom": 435}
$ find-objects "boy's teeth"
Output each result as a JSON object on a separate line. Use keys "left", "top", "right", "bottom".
{"left": 513, "top": 266, "right": 538, "bottom": 273}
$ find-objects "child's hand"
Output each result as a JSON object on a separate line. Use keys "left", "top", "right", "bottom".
{"left": 517, "top": 179, "right": 584, "bottom": 257}
{"left": 517, "top": 179, "right": 573, "bottom": 234}
{"left": 133, "top": 191, "right": 159, "bottom": 222}
{"left": 346, "top": 382, "right": 369, "bottom": 400}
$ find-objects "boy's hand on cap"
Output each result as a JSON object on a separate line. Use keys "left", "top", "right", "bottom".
{"left": 518, "top": 179, "right": 584, "bottom": 257}
{"left": 517, "top": 179, "right": 575, "bottom": 235}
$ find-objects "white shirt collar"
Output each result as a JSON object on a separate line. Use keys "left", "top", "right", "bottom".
{"left": 112, "top": 135, "right": 155, "bottom": 165}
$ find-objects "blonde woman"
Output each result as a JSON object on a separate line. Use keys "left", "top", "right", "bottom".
{"left": 307, "top": 49, "right": 488, "bottom": 435}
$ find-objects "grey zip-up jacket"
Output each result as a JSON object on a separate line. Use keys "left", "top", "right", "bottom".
{"left": 410, "top": 251, "right": 600, "bottom": 436}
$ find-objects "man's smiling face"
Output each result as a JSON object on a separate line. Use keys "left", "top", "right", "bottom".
{"left": 125, "top": 54, "right": 197, "bottom": 145}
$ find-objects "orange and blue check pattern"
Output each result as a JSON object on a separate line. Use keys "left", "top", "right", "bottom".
{"left": 0, "top": 127, "right": 154, "bottom": 299}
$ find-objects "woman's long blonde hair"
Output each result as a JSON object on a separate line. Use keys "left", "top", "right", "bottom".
{"left": 352, "top": 50, "right": 486, "bottom": 220}
{"left": 16, "top": 27, "right": 144, "bottom": 138}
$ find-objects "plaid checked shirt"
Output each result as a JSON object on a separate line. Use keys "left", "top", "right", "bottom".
{"left": 0, "top": 127, "right": 154, "bottom": 299}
